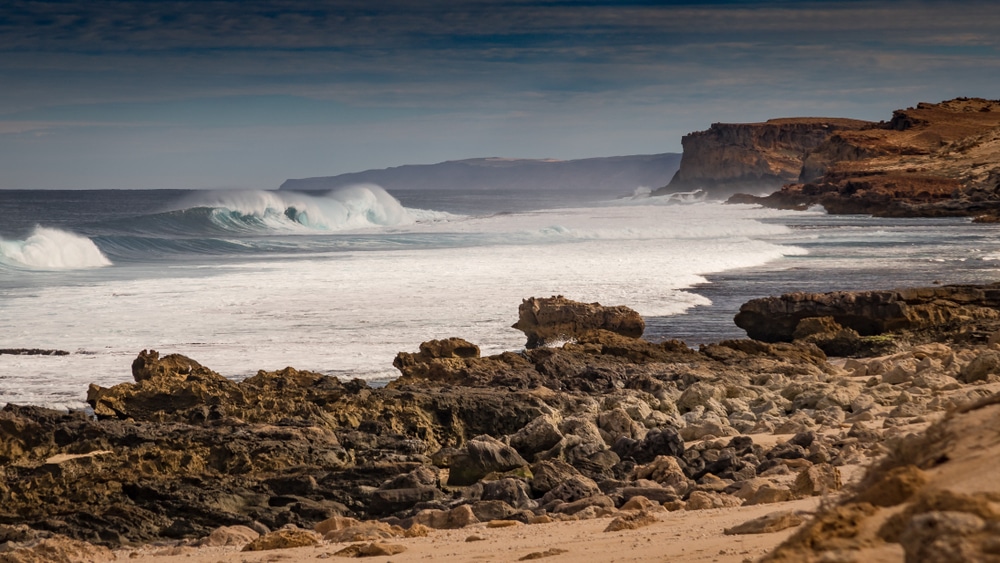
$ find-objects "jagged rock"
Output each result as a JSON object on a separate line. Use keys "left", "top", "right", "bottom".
{"left": 242, "top": 528, "right": 320, "bottom": 551}
{"left": 684, "top": 491, "right": 742, "bottom": 510}
{"left": 550, "top": 494, "right": 616, "bottom": 516}
{"left": 334, "top": 542, "right": 406, "bottom": 558}
{"left": 512, "top": 296, "right": 645, "bottom": 348}
{"left": 199, "top": 525, "right": 260, "bottom": 547}
{"left": 630, "top": 455, "right": 691, "bottom": 496}
{"left": 323, "top": 521, "right": 403, "bottom": 542}
{"left": 792, "top": 463, "right": 842, "bottom": 497}
{"left": 509, "top": 414, "right": 564, "bottom": 459}
{"left": 735, "top": 284, "right": 1000, "bottom": 343}
{"left": 469, "top": 500, "right": 517, "bottom": 522}
{"left": 899, "top": 511, "right": 992, "bottom": 563}
{"left": 0, "top": 535, "right": 114, "bottom": 562}
{"left": 724, "top": 511, "right": 805, "bottom": 535}
{"left": 529, "top": 460, "right": 581, "bottom": 496}
{"left": 447, "top": 435, "right": 529, "bottom": 486}
{"left": 614, "top": 427, "right": 684, "bottom": 464}
{"left": 603, "top": 509, "right": 659, "bottom": 532}
{"left": 482, "top": 478, "right": 536, "bottom": 510}
{"left": 959, "top": 350, "right": 1000, "bottom": 383}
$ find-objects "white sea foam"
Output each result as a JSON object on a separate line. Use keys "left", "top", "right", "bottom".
{"left": 179, "top": 184, "right": 452, "bottom": 232}
{"left": 1, "top": 200, "right": 808, "bottom": 409}
{"left": 0, "top": 227, "right": 111, "bottom": 270}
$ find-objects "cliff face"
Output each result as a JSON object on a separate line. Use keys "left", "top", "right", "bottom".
{"left": 738, "top": 98, "right": 1000, "bottom": 219}
{"left": 657, "top": 118, "right": 872, "bottom": 197}
{"left": 281, "top": 154, "right": 681, "bottom": 194}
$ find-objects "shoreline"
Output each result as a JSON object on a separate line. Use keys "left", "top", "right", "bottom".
{"left": 3, "top": 288, "right": 1000, "bottom": 561}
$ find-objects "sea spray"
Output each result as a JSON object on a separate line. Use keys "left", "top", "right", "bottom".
{"left": 0, "top": 227, "right": 111, "bottom": 270}
{"left": 173, "top": 184, "right": 448, "bottom": 233}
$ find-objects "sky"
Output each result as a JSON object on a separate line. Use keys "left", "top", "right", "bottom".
{"left": 1, "top": 0, "right": 999, "bottom": 190}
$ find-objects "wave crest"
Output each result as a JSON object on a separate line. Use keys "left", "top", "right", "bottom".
{"left": 176, "top": 184, "right": 440, "bottom": 233}
{"left": 0, "top": 227, "right": 112, "bottom": 270}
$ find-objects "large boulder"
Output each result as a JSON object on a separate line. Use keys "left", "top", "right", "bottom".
{"left": 446, "top": 436, "right": 529, "bottom": 486}
{"left": 512, "top": 296, "right": 645, "bottom": 348}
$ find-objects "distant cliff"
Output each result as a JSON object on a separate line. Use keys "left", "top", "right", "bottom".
{"left": 654, "top": 118, "right": 872, "bottom": 197}
{"left": 280, "top": 154, "right": 681, "bottom": 193}
{"left": 734, "top": 98, "right": 1000, "bottom": 219}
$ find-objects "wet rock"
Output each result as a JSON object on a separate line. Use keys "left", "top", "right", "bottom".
{"left": 900, "top": 511, "right": 989, "bottom": 563}
{"left": 512, "top": 296, "right": 645, "bottom": 348}
{"left": 469, "top": 500, "right": 517, "bottom": 522}
{"left": 369, "top": 487, "right": 444, "bottom": 516}
{"left": 539, "top": 475, "right": 602, "bottom": 506}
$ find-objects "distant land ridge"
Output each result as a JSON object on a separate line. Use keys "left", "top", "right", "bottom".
{"left": 280, "top": 153, "right": 681, "bottom": 193}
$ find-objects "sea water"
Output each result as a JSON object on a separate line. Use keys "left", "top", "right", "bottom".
{"left": 1, "top": 186, "right": 998, "bottom": 410}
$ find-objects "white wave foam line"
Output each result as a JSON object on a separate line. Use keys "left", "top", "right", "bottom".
{"left": 180, "top": 184, "right": 454, "bottom": 232}
{"left": 0, "top": 227, "right": 111, "bottom": 270}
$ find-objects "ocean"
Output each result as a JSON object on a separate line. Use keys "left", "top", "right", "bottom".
{"left": 2, "top": 186, "right": 998, "bottom": 410}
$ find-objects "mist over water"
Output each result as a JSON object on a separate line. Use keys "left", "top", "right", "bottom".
{"left": 1, "top": 186, "right": 998, "bottom": 410}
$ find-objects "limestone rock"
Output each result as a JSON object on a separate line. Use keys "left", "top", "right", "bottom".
{"left": 724, "top": 511, "right": 805, "bottom": 535}
{"left": 792, "top": 463, "right": 842, "bottom": 498}
{"left": 334, "top": 542, "right": 406, "bottom": 558}
{"left": 323, "top": 522, "right": 403, "bottom": 542}
{"left": 735, "top": 284, "right": 1000, "bottom": 343}
{"left": 603, "top": 510, "right": 659, "bottom": 532}
{"left": 512, "top": 296, "right": 645, "bottom": 348}
{"left": 0, "top": 535, "right": 114, "bottom": 562}
{"left": 447, "top": 435, "right": 529, "bottom": 486}
{"left": 199, "top": 525, "right": 260, "bottom": 547}
{"left": 242, "top": 528, "right": 320, "bottom": 551}
{"left": 684, "top": 491, "right": 742, "bottom": 510}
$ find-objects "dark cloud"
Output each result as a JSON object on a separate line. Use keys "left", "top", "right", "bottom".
{"left": 0, "top": 1, "right": 998, "bottom": 188}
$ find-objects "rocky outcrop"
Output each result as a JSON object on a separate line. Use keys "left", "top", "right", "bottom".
{"left": 733, "top": 98, "right": 1000, "bottom": 219}
{"left": 511, "top": 296, "right": 645, "bottom": 348}
{"left": 654, "top": 118, "right": 872, "bottom": 198}
{"left": 735, "top": 283, "right": 1000, "bottom": 344}
{"left": 764, "top": 393, "right": 1000, "bottom": 563}
{"left": 3, "top": 294, "right": 1000, "bottom": 555}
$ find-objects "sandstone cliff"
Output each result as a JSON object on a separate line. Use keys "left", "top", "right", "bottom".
{"left": 733, "top": 98, "right": 1000, "bottom": 219}
{"left": 654, "top": 118, "right": 872, "bottom": 198}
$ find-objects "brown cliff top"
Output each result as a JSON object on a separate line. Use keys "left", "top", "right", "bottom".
{"left": 731, "top": 97, "right": 1000, "bottom": 218}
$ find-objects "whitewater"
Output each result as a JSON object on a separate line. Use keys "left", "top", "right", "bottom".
{"left": 2, "top": 185, "right": 998, "bottom": 410}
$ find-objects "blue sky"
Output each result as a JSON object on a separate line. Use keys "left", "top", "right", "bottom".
{"left": 1, "top": 0, "right": 998, "bottom": 189}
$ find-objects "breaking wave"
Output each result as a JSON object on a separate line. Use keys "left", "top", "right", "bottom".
{"left": 158, "top": 184, "right": 450, "bottom": 235}
{"left": 0, "top": 227, "right": 112, "bottom": 270}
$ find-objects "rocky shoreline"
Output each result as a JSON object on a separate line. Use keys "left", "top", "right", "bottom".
{"left": 2, "top": 291, "right": 1000, "bottom": 562}
{"left": 655, "top": 97, "right": 1000, "bottom": 220}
